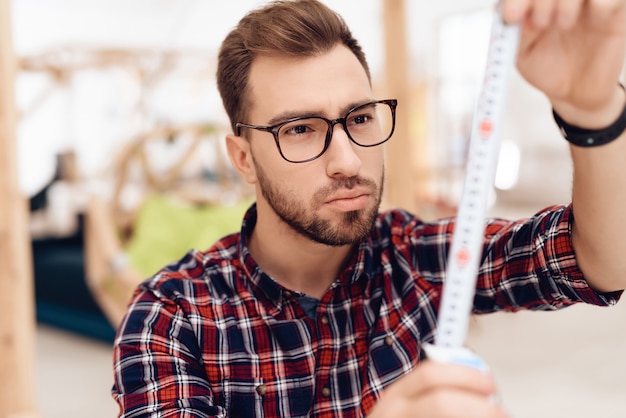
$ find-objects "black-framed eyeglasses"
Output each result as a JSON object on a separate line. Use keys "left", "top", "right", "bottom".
{"left": 236, "top": 99, "right": 397, "bottom": 163}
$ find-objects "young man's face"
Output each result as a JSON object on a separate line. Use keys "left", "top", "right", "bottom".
{"left": 240, "top": 44, "right": 385, "bottom": 246}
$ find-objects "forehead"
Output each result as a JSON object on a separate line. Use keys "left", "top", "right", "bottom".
{"left": 247, "top": 44, "right": 373, "bottom": 123}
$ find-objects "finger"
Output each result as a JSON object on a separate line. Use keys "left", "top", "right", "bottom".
{"left": 413, "top": 389, "right": 510, "bottom": 418}
{"left": 371, "top": 380, "right": 509, "bottom": 418}
{"left": 529, "top": 0, "right": 558, "bottom": 28}
{"left": 587, "top": 0, "right": 626, "bottom": 21}
{"left": 501, "top": 0, "right": 532, "bottom": 25}
{"left": 556, "top": 0, "right": 584, "bottom": 29}
{"left": 388, "top": 361, "right": 496, "bottom": 399}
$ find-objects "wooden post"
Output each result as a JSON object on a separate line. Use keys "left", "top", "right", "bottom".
{"left": 381, "top": 0, "right": 417, "bottom": 213}
{"left": 0, "top": 0, "right": 40, "bottom": 416}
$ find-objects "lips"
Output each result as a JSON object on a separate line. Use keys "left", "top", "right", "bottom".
{"left": 325, "top": 189, "right": 371, "bottom": 211}
{"left": 328, "top": 191, "right": 368, "bottom": 202}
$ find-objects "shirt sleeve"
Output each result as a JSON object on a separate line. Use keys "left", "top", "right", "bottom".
{"left": 473, "top": 204, "right": 623, "bottom": 313}
{"left": 112, "top": 285, "right": 225, "bottom": 418}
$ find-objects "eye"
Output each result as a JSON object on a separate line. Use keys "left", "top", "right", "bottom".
{"left": 352, "top": 114, "right": 371, "bottom": 125}
{"left": 347, "top": 107, "right": 376, "bottom": 128}
{"left": 283, "top": 124, "right": 313, "bottom": 135}
{"left": 279, "top": 118, "right": 324, "bottom": 141}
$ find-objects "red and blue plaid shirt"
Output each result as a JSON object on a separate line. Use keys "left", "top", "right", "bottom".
{"left": 112, "top": 204, "right": 620, "bottom": 417}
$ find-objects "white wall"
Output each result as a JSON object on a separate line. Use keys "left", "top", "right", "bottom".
{"left": 12, "top": 0, "right": 571, "bottom": 208}
{"left": 11, "top": 0, "right": 384, "bottom": 195}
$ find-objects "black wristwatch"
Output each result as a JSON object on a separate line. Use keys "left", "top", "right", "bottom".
{"left": 552, "top": 85, "right": 626, "bottom": 148}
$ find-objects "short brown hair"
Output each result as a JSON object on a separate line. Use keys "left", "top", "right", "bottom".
{"left": 216, "top": 0, "right": 371, "bottom": 134}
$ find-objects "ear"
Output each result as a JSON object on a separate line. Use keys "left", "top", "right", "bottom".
{"left": 225, "top": 134, "right": 257, "bottom": 184}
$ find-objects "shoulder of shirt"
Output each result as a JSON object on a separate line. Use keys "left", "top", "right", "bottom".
{"left": 376, "top": 207, "right": 421, "bottom": 225}
{"left": 375, "top": 204, "right": 570, "bottom": 238}
{"left": 375, "top": 207, "right": 451, "bottom": 234}
{"left": 137, "top": 232, "right": 242, "bottom": 300}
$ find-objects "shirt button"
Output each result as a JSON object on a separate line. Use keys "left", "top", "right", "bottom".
{"left": 256, "top": 384, "right": 267, "bottom": 396}
{"left": 321, "top": 387, "right": 331, "bottom": 397}
{"left": 320, "top": 315, "right": 329, "bottom": 325}
{"left": 384, "top": 335, "right": 394, "bottom": 346}
{"left": 283, "top": 291, "right": 292, "bottom": 299}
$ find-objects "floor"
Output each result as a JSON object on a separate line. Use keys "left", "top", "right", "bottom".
{"left": 36, "top": 325, "right": 118, "bottom": 418}
{"left": 467, "top": 301, "right": 626, "bottom": 417}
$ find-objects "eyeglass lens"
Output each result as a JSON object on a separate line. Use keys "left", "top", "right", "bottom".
{"left": 277, "top": 102, "right": 394, "bottom": 162}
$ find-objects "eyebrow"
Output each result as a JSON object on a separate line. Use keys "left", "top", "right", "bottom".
{"left": 265, "top": 99, "right": 373, "bottom": 126}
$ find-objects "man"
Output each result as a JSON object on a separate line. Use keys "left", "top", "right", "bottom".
{"left": 112, "top": 0, "right": 626, "bottom": 416}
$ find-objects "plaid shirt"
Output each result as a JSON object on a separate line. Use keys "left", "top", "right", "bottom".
{"left": 112, "top": 204, "right": 620, "bottom": 417}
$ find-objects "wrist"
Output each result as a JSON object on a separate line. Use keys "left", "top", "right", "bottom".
{"left": 552, "top": 84, "right": 626, "bottom": 147}
{"left": 552, "top": 84, "right": 626, "bottom": 129}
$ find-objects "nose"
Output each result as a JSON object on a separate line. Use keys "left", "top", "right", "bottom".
{"left": 324, "top": 121, "right": 362, "bottom": 178}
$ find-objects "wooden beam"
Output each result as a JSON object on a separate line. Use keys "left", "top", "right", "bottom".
{"left": 381, "top": 0, "right": 417, "bottom": 213}
{"left": 0, "top": 0, "right": 39, "bottom": 416}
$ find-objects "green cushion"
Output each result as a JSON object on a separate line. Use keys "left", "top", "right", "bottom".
{"left": 125, "top": 194, "right": 251, "bottom": 277}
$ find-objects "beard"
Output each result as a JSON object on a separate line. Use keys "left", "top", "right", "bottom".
{"left": 254, "top": 158, "right": 383, "bottom": 247}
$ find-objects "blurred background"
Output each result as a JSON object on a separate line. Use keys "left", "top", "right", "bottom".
{"left": 2, "top": 0, "right": 625, "bottom": 417}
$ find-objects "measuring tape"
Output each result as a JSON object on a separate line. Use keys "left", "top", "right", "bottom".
{"left": 433, "top": 9, "right": 520, "bottom": 350}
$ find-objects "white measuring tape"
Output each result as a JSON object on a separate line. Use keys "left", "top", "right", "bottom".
{"left": 431, "top": 8, "right": 520, "bottom": 354}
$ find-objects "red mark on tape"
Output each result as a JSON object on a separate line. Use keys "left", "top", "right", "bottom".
{"left": 456, "top": 248, "right": 471, "bottom": 267}
{"left": 479, "top": 119, "right": 493, "bottom": 139}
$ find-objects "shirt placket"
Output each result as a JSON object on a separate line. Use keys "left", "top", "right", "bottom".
{"left": 310, "top": 289, "right": 341, "bottom": 416}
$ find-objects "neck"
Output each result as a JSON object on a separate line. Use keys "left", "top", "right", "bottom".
{"left": 248, "top": 208, "right": 353, "bottom": 299}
